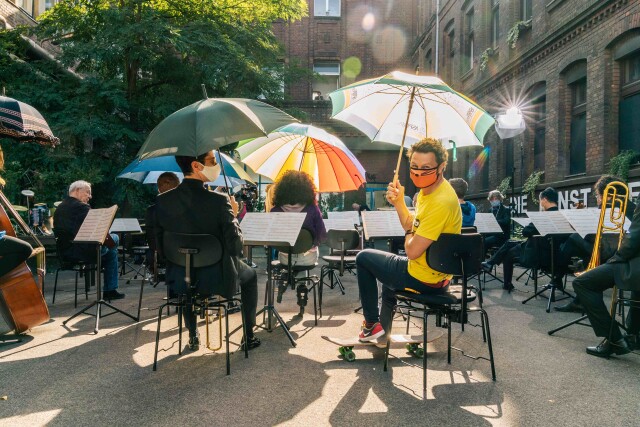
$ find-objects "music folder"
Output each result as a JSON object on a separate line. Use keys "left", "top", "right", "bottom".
{"left": 74, "top": 205, "right": 118, "bottom": 244}
{"left": 474, "top": 213, "right": 504, "bottom": 234}
{"left": 241, "top": 212, "right": 306, "bottom": 247}
{"left": 525, "top": 211, "right": 575, "bottom": 235}
{"left": 361, "top": 210, "right": 404, "bottom": 240}
{"left": 110, "top": 218, "right": 142, "bottom": 233}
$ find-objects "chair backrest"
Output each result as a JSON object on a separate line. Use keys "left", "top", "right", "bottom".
{"left": 275, "top": 228, "right": 314, "bottom": 255}
{"left": 326, "top": 229, "right": 360, "bottom": 252}
{"left": 426, "top": 233, "right": 483, "bottom": 276}
{"left": 162, "top": 232, "right": 223, "bottom": 268}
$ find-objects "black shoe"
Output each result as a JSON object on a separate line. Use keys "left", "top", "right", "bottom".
{"left": 227, "top": 302, "right": 241, "bottom": 314}
{"left": 481, "top": 262, "right": 493, "bottom": 272}
{"left": 241, "top": 335, "right": 261, "bottom": 350}
{"left": 554, "top": 300, "right": 583, "bottom": 313}
{"left": 188, "top": 334, "right": 200, "bottom": 351}
{"left": 586, "top": 338, "right": 630, "bottom": 358}
{"left": 103, "top": 290, "right": 125, "bottom": 301}
{"left": 503, "top": 282, "right": 515, "bottom": 293}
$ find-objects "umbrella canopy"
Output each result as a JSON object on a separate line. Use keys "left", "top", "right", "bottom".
{"left": 136, "top": 97, "right": 298, "bottom": 160}
{"left": 237, "top": 123, "right": 366, "bottom": 193}
{"left": 0, "top": 96, "right": 60, "bottom": 147}
{"left": 117, "top": 151, "right": 253, "bottom": 187}
{"left": 329, "top": 71, "right": 495, "bottom": 180}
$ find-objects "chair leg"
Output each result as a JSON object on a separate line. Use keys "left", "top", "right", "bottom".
{"left": 383, "top": 306, "right": 396, "bottom": 372}
{"left": 178, "top": 302, "right": 183, "bottom": 356}
{"left": 480, "top": 308, "right": 497, "bottom": 381}
{"left": 53, "top": 268, "right": 60, "bottom": 304}
{"left": 422, "top": 309, "right": 428, "bottom": 400}
{"left": 224, "top": 305, "right": 230, "bottom": 375}
{"left": 447, "top": 310, "right": 452, "bottom": 364}
{"left": 313, "top": 282, "right": 318, "bottom": 325}
{"left": 74, "top": 271, "right": 79, "bottom": 308}
{"left": 153, "top": 303, "right": 168, "bottom": 371}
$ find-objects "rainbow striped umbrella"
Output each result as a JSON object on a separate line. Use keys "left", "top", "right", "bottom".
{"left": 329, "top": 71, "right": 495, "bottom": 181}
{"left": 236, "top": 123, "right": 366, "bottom": 193}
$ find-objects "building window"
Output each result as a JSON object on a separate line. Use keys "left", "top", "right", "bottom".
{"left": 619, "top": 52, "right": 640, "bottom": 153}
{"left": 425, "top": 49, "right": 432, "bottom": 73}
{"left": 464, "top": 8, "right": 474, "bottom": 71}
{"left": 491, "top": 0, "right": 500, "bottom": 48}
{"left": 505, "top": 138, "right": 514, "bottom": 178}
{"left": 312, "top": 62, "right": 340, "bottom": 100}
{"left": 569, "top": 78, "right": 587, "bottom": 174}
{"left": 443, "top": 20, "right": 455, "bottom": 80}
{"left": 482, "top": 147, "right": 490, "bottom": 190}
{"left": 529, "top": 83, "right": 547, "bottom": 171}
{"left": 314, "top": 0, "right": 341, "bottom": 17}
{"left": 520, "top": 0, "right": 532, "bottom": 21}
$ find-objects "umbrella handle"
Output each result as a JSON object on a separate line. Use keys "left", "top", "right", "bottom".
{"left": 393, "top": 87, "right": 417, "bottom": 183}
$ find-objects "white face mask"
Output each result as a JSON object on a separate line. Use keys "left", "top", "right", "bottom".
{"left": 201, "top": 163, "right": 221, "bottom": 182}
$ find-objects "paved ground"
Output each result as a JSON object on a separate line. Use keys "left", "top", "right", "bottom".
{"left": 1, "top": 252, "right": 639, "bottom": 426}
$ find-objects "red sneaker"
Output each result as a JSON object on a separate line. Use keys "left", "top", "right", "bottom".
{"left": 358, "top": 321, "right": 385, "bottom": 342}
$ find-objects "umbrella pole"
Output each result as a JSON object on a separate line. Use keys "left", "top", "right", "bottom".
{"left": 219, "top": 155, "right": 231, "bottom": 192}
{"left": 393, "top": 87, "right": 416, "bottom": 183}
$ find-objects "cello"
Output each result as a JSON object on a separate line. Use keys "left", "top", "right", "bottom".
{"left": 0, "top": 189, "right": 49, "bottom": 334}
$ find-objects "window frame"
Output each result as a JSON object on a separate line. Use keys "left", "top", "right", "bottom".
{"left": 314, "top": 0, "right": 341, "bottom": 18}
{"left": 464, "top": 7, "right": 475, "bottom": 71}
{"left": 491, "top": 0, "right": 500, "bottom": 48}
{"left": 520, "top": 0, "right": 532, "bottom": 22}
{"left": 569, "top": 77, "right": 587, "bottom": 175}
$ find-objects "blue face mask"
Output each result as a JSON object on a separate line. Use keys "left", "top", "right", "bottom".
{"left": 490, "top": 200, "right": 501, "bottom": 208}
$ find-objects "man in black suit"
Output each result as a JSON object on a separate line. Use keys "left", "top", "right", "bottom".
{"left": 482, "top": 187, "right": 559, "bottom": 292}
{"left": 154, "top": 150, "right": 259, "bottom": 351}
{"left": 53, "top": 180, "right": 123, "bottom": 300}
{"left": 573, "top": 189, "right": 640, "bottom": 358}
{"left": 483, "top": 190, "right": 511, "bottom": 250}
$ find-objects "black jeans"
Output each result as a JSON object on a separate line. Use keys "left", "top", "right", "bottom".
{"left": 356, "top": 249, "right": 448, "bottom": 333}
{"left": 488, "top": 240, "right": 523, "bottom": 285}
{"left": 573, "top": 262, "right": 639, "bottom": 341}
{"left": 0, "top": 236, "right": 33, "bottom": 277}
{"left": 182, "top": 260, "right": 258, "bottom": 338}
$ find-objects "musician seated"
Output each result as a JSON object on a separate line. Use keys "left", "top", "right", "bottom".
{"left": 354, "top": 138, "right": 462, "bottom": 341}
{"left": 481, "top": 187, "right": 560, "bottom": 293}
{"left": 0, "top": 232, "right": 33, "bottom": 277}
{"left": 449, "top": 178, "right": 476, "bottom": 227}
{"left": 573, "top": 188, "right": 640, "bottom": 357}
{"left": 145, "top": 171, "right": 180, "bottom": 267}
{"left": 53, "top": 180, "right": 123, "bottom": 300}
{"left": 555, "top": 175, "right": 634, "bottom": 313}
{"left": 154, "top": 150, "right": 259, "bottom": 352}
{"left": 483, "top": 190, "right": 510, "bottom": 250}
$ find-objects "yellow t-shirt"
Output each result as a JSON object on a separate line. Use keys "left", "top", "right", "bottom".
{"left": 407, "top": 179, "right": 462, "bottom": 283}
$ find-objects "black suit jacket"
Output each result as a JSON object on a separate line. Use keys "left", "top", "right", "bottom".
{"left": 154, "top": 179, "right": 243, "bottom": 297}
{"left": 53, "top": 196, "right": 96, "bottom": 263}
{"left": 492, "top": 204, "right": 511, "bottom": 237}
{"left": 608, "top": 201, "right": 640, "bottom": 290}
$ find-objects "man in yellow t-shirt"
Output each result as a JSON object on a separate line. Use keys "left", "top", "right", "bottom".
{"left": 355, "top": 137, "right": 462, "bottom": 342}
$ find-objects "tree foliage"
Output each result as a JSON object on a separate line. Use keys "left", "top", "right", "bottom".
{"left": 0, "top": 0, "right": 307, "bottom": 215}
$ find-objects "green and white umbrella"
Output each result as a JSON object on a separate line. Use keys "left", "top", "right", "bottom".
{"left": 329, "top": 71, "right": 495, "bottom": 181}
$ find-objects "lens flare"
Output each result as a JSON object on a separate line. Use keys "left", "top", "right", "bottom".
{"left": 468, "top": 147, "right": 491, "bottom": 179}
{"left": 362, "top": 13, "right": 375, "bottom": 31}
{"left": 343, "top": 57, "right": 362, "bottom": 79}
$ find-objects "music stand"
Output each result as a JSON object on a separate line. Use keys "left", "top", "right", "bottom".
{"left": 475, "top": 213, "right": 508, "bottom": 287}
{"left": 241, "top": 212, "right": 306, "bottom": 347}
{"left": 63, "top": 206, "right": 138, "bottom": 333}
{"left": 520, "top": 211, "right": 575, "bottom": 312}
{"left": 110, "top": 218, "right": 143, "bottom": 276}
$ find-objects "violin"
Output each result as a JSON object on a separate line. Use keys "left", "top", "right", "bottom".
{"left": 0, "top": 190, "right": 49, "bottom": 334}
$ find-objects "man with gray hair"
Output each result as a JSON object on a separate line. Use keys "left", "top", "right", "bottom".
{"left": 53, "top": 180, "right": 123, "bottom": 300}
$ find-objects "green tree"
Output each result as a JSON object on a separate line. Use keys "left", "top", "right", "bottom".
{"left": 0, "top": 0, "right": 307, "bottom": 215}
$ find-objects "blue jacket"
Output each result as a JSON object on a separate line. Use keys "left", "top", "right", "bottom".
{"left": 460, "top": 201, "right": 476, "bottom": 227}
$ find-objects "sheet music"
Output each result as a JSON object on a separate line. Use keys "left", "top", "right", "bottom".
{"left": 561, "top": 209, "right": 599, "bottom": 238}
{"left": 241, "top": 212, "right": 306, "bottom": 246}
{"left": 525, "top": 211, "right": 575, "bottom": 235}
{"left": 361, "top": 210, "right": 404, "bottom": 240}
{"left": 474, "top": 213, "right": 504, "bottom": 233}
{"left": 323, "top": 218, "right": 357, "bottom": 231}
{"left": 74, "top": 205, "right": 118, "bottom": 244}
{"left": 110, "top": 218, "right": 142, "bottom": 233}
{"left": 601, "top": 208, "right": 631, "bottom": 233}
{"left": 512, "top": 217, "right": 532, "bottom": 228}
{"left": 327, "top": 211, "right": 360, "bottom": 225}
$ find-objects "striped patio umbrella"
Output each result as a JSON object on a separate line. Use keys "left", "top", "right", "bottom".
{"left": 0, "top": 95, "right": 59, "bottom": 147}
{"left": 236, "top": 123, "right": 366, "bottom": 193}
{"left": 329, "top": 71, "right": 495, "bottom": 181}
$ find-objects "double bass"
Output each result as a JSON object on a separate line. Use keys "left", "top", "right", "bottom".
{"left": 0, "top": 189, "right": 49, "bottom": 334}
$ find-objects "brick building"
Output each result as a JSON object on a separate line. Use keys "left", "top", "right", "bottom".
{"left": 276, "top": 0, "right": 640, "bottom": 211}
{"left": 411, "top": 0, "right": 640, "bottom": 211}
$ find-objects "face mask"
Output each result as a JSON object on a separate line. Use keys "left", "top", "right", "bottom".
{"left": 409, "top": 165, "right": 440, "bottom": 189}
{"left": 201, "top": 163, "right": 221, "bottom": 182}
{"left": 490, "top": 200, "right": 501, "bottom": 208}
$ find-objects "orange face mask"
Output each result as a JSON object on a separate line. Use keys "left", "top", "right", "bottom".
{"left": 410, "top": 165, "right": 440, "bottom": 188}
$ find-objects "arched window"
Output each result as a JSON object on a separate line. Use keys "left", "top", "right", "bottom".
{"left": 615, "top": 33, "right": 640, "bottom": 153}
{"left": 562, "top": 61, "right": 587, "bottom": 175}
{"left": 527, "top": 83, "right": 546, "bottom": 171}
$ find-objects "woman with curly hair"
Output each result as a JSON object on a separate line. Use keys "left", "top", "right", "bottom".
{"left": 271, "top": 170, "right": 326, "bottom": 266}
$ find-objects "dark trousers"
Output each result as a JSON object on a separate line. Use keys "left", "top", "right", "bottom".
{"left": 573, "top": 262, "right": 640, "bottom": 341}
{"left": 356, "top": 249, "right": 448, "bottom": 333}
{"left": 488, "top": 240, "right": 523, "bottom": 285}
{"left": 0, "top": 236, "right": 33, "bottom": 277}
{"left": 182, "top": 260, "right": 258, "bottom": 338}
